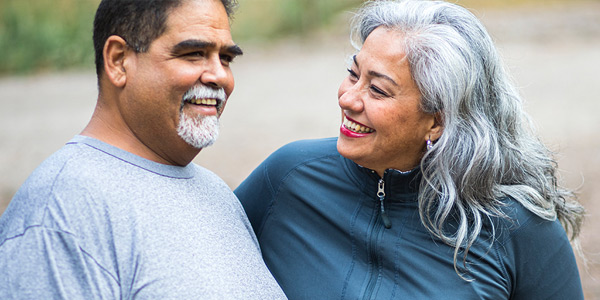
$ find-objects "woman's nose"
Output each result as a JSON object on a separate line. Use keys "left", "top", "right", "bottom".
{"left": 338, "top": 80, "right": 364, "bottom": 112}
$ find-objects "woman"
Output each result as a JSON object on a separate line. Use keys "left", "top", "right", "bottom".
{"left": 235, "top": 0, "right": 585, "bottom": 299}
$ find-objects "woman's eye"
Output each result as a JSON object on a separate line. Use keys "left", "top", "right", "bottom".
{"left": 370, "top": 85, "right": 387, "bottom": 96}
{"left": 347, "top": 69, "right": 358, "bottom": 79}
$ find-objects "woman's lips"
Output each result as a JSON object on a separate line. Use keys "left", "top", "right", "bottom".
{"left": 340, "top": 115, "right": 375, "bottom": 137}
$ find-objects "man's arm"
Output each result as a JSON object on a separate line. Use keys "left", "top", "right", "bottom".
{"left": 0, "top": 226, "right": 120, "bottom": 299}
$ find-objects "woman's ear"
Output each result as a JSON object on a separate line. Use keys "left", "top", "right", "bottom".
{"left": 103, "top": 35, "right": 132, "bottom": 88}
{"left": 429, "top": 112, "right": 444, "bottom": 142}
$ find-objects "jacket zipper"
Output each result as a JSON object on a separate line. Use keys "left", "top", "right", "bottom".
{"left": 377, "top": 179, "right": 392, "bottom": 229}
{"left": 363, "top": 177, "right": 392, "bottom": 299}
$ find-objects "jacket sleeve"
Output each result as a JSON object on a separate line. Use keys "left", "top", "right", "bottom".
{"left": 503, "top": 215, "right": 584, "bottom": 300}
{"left": 235, "top": 139, "right": 336, "bottom": 238}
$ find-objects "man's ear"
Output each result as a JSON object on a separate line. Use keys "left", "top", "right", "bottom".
{"left": 103, "top": 35, "right": 133, "bottom": 88}
{"left": 429, "top": 111, "right": 444, "bottom": 142}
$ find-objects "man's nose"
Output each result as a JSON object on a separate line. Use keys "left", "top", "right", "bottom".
{"left": 200, "top": 55, "right": 230, "bottom": 90}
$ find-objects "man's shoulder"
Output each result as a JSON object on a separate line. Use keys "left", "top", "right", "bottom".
{"left": 0, "top": 143, "right": 95, "bottom": 240}
{"left": 2, "top": 140, "right": 133, "bottom": 217}
{"left": 30, "top": 141, "right": 120, "bottom": 186}
{"left": 17, "top": 142, "right": 96, "bottom": 192}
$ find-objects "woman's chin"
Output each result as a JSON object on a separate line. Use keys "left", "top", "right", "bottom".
{"left": 337, "top": 137, "right": 366, "bottom": 164}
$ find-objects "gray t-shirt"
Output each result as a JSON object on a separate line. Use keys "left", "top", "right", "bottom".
{"left": 0, "top": 136, "right": 287, "bottom": 299}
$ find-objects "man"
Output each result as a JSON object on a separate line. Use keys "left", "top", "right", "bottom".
{"left": 0, "top": 0, "right": 286, "bottom": 298}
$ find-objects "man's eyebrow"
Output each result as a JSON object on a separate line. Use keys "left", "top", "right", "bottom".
{"left": 172, "top": 39, "right": 243, "bottom": 56}
{"left": 172, "top": 39, "right": 213, "bottom": 53}
{"left": 353, "top": 55, "right": 398, "bottom": 86}
{"left": 226, "top": 44, "right": 244, "bottom": 56}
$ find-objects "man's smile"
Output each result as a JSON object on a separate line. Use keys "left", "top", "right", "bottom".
{"left": 182, "top": 97, "right": 223, "bottom": 117}
{"left": 181, "top": 85, "right": 227, "bottom": 117}
{"left": 186, "top": 98, "right": 218, "bottom": 106}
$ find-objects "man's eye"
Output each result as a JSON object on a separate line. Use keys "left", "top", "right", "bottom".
{"left": 186, "top": 51, "right": 205, "bottom": 57}
{"left": 220, "top": 54, "right": 234, "bottom": 65}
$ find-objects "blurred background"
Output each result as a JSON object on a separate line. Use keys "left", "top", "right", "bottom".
{"left": 1, "top": 0, "right": 599, "bottom": 297}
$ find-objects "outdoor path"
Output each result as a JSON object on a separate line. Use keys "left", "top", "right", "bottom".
{"left": 1, "top": 1, "right": 599, "bottom": 298}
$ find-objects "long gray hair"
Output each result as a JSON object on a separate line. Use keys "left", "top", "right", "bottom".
{"left": 351, "top": 0, "right": 584, "bottom": 275}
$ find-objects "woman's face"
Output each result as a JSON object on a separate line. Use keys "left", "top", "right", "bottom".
{"left": 337, "top": 27, "right": 439, "bottom": 176}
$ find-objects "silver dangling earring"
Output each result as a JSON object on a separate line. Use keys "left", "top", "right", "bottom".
{"left": 426, "top": 137, "right": 432, "bottom": 151}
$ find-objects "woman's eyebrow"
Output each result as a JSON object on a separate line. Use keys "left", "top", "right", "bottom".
{"left": 353, "top": 55, "right": 398, "bottom": 86}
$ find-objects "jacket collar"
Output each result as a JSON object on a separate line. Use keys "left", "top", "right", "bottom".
{"left": 342, "top": 156, "right": 421, "bottom": 202}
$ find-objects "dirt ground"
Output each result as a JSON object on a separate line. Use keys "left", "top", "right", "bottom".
{"left": 1, "top": 1, "right": 599, "bottom": 298}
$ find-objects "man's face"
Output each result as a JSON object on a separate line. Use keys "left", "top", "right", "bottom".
{"left": 120, "top": 0, "right": 241, "bottom": 165}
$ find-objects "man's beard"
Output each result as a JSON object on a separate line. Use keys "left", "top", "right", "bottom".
{"left": 177, "top": 112, "right": 220, "bottom": 149}
{"left": 177, "top": 84, "right": 226, "bottom": 149}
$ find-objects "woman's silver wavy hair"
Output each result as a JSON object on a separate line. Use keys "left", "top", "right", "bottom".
{"left": 350, "top": 0, "right": 584, "bottom": 276}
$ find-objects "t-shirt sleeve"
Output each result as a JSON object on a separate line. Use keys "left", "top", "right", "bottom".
{"left": 503, "top": 215, "right": 583, "bottom": 300}
{"left": 0, "top": 226, "right": 119, "bottom": 299}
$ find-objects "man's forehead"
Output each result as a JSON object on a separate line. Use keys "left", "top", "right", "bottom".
{"left": 164, "top": 1, "right": 230, "bottom": 33}
{"left": 166, "top": 0, "right": 229, "bottom": 24}
{"left": 158, "top": 0, "right": 235, "bottom": 44}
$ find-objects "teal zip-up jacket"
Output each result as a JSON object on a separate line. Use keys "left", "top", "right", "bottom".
{"left": 235, "top": 138, "right": 583, "bottom": 300}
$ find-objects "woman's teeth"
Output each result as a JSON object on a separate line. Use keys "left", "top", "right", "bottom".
{"left": 343, "top": 117, "right": 374, "bottom": 133}
{"left": 189, "top": 98, "right": 217, "bottom": 106}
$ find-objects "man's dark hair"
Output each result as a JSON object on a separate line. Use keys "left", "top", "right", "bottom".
{"left": 93, "top": 0, "right": 238, "bottom": 77}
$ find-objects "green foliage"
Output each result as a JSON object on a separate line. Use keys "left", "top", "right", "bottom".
{"left": 232, "top": 0, "right": 363, "bottom": 41}
{"left": 0, "top": 0, "right": 363, "bottom": 75}
{"left": 2, "top": 0, "right": 580, "bottom": 74}
{"left": 0, "top": 0, "right": 100, "bottom": 75}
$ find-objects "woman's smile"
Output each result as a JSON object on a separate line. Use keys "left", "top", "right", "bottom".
{"left": 341, "top": 115, "right": 375, "bottom": 137}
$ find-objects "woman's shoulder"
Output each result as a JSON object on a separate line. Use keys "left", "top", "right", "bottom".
{"left": 493, "top": 198, "right": 571, "bottom": 250}
{"left": 256, "top": 137, "right": 341, "bottom": 182}
{"left": 274, "top": 137, "right": 338, "bottom": 156}
{"left": 265, "top": 137, "right": 340, "bottom": 166}
{"left": 490, "top": 200, "right": 582, "bottom": 298}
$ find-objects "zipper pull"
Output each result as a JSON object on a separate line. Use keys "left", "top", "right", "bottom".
{"left": 377, "top": 179, "right": 392, "bottom": 229}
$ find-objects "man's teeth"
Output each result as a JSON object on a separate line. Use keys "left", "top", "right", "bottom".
{"left": 189, "top": 98, "right": 218, "bottom": 106}
{"left": 343, "top": 117, "right": 374, "bottom": 133}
